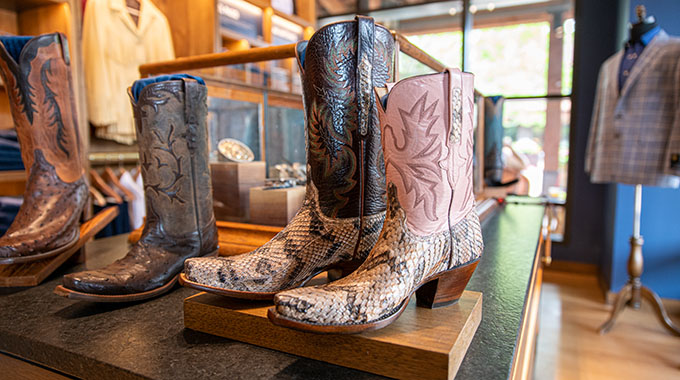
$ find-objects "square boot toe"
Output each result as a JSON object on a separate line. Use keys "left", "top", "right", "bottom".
{"left": 62, "top": 271, "right": 134, "bottom": 295}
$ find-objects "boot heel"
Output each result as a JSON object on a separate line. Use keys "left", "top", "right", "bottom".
{"left": 416, "top": 260, "right": 479, "bottom": 309}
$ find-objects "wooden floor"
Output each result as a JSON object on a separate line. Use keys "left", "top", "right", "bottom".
{"left": 535, "top": 270, "right": 680, "bottom": 380}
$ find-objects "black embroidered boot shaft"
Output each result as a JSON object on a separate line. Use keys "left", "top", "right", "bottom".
{"left": 180, "top": 16, "right": 395, "bottom": 299}
{"left": 59, "top": 77, "right": 218, "bottom": 301}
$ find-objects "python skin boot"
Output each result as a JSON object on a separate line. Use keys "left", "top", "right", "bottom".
{"left": 56, "top": 75, "right": 218, "bottom": 302}
{"left": 181, "top": 16, "right": 395, "bottom": 299}
{"left": 268, "top": 69, "right": 484, "bottom": 333}
{"left": 0, "top": 34, "right": 88, "bottom": 264}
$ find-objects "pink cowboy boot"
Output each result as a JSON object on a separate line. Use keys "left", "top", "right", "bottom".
{"left": 268, "top": 69, "right": 484, "bottom": 333}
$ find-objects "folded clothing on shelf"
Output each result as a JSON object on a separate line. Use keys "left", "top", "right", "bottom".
{"left": 0, "top": 130, "right": 24, "bottom": 171}
{"left": 0, "top": 196, "right": 22, "bottom": 236}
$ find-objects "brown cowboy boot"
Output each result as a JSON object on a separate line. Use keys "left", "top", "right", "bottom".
{"left": 181, "top": 16, "right": 395, "bottom": 299}
{"left": 58, "top": 75, "right": 218, "bottom": 302}
{"left": 269, "top": 69, "right": 484, "bottom": 333}
{"left": 0, "top": 34, "right": 88, "bottom": 264}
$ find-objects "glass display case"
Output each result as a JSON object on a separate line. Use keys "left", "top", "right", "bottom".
{"left": 207, "top": 97, "right": 262, "bottom": 162}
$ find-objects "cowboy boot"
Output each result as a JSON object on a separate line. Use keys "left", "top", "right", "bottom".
{"left": 268, "top": 69, "right": 484, "bottom": 333}
{"left": 181, "top": 16, "right": 395, "bottom": 299}
{"left": 58, "top": 75, "right": 218, "bottom": 302}
{"left": 0, "top": 34, "right": 88, "bottom": 265}
{"left": 483, "top": 96, "right": 517, "bottom": 187}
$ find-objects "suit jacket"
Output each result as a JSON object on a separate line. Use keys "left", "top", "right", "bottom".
{"left": 585, "top": 30, "right": 680, "bottom": 188}
{"left": 83, "top": 0, "right": 175, "bottom": 145}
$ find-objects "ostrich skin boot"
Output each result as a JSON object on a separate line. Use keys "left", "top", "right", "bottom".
{"left": 181, "top": 16, "right": 395, "bottom": 299}
{"left": 269, "top": 69, "right": 484, "bottom": 333}
{"left": 0, "top": 34, "right": 88, "bottom": 265}
{"left": 59, "top": 76, "right": 218, "bottom": 301}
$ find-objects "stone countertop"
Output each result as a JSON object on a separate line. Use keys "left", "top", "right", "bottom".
{"left": 0, "top": 203, "right": 544, "bottom": 380}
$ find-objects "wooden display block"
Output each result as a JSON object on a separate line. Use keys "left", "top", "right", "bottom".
{"left": 211, "top": 161, "right": 266, "bottom": 222}
{"left": 184, "top": 290, "right": 482, "bottom": 380}
{"left": 0, "top": 206, "right": 118, "bottom": 287}
{"left": 249, "top": 185, "right": 305, "bottom": 226}
{"left": 129, "top": 220, "right": 282, "bottom": 256}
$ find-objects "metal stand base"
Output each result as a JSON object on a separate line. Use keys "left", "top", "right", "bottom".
{"left": 599, "top": 282, "right": 680, "bottom": 336}
{"left": 599, "top": 185, "right": 680, "bottom": 336}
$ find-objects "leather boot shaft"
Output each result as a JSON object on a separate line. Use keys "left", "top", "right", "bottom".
{"left": 484, "top": 96, "right": 505, "bottom": 184}
{"left": 376, "top": 69, "right": 476, "bottom": 236}
{"left": 296, "top": 16, "right": 395, "bottom": 219}
{"left": 0, "top": 33, "right": 82, "bottom": 183}
{"left": 130, "top": 78, "right": 217, "bottom": 254}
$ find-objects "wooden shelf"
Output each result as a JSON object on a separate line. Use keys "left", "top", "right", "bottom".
{"left": 271, "top": 7, "right": 312, "bottom": 29}
{"left": 0, "top": 0, "right": 65, "bottom": 12}
{"left": 221, "top": 28, "right": 268, "bottom": 48}
{"left": 0, "top": 169, "right": 25, "bottom": 183}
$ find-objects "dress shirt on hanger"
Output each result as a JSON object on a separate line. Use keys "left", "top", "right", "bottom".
{"left": 618, "top": 25, "right": 660, "bottom": 92}
{"left": 83, "top": 0, "right": 175, "bottom": 145}
{"left": 119, "top": 170, "right": 145, "bottom": 229}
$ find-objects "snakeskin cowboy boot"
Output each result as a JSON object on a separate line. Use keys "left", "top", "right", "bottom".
{"left": 268, "top": 69, "right": 484, "bottom": 333}
{"left": 0, "top": 34, "right": 88, "bottom": 264}
{"left": 57, "top": 75, "right": 218, "bottom": 302}
{"left": 180, "top": 16, "right": 395, "bottom": 299}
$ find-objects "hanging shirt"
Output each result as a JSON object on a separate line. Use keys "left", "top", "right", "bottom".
{"left": 83, "top": 0, "right": 175, "bottom": 145}
{"left": 618, "top": 25, "right": 661, "bottom": 92}
{"left": 119, "top": 170, "right": 145, "bottom": 229}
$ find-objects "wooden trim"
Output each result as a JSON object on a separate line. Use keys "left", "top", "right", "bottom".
{"left": 267, "top": 93, "right": 303, "bottom": 109}
{"left": 546, "top": 260, "right": 599, "bottom": 275}
{"left": 207, "top": 84, "right": 264, "bottom": 104}
{"left": 509, "top": 218, "right": 544, "bottom": 380}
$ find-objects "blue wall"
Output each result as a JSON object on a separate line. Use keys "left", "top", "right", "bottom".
{"left": 605, "top": 0, "right": 680, "bottom": 299}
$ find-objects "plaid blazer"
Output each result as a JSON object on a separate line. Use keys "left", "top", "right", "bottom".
{"left": 585, "top": 31, "right": 680, "bottom": 188}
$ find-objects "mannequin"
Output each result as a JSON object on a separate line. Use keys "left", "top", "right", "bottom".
{"left": 618, "top": 7, "right": 660, "bottom": 92}
{"left": 598, "top": 5, "right": 680, "bottom": 336}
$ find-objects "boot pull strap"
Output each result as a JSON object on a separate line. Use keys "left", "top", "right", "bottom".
{"left": 445, "top": 68, "right": 463, "bottom": 144}
{"left": 356, "top": 15, "right": 375, "bottom": 139}
{"left": 56, "top": 33, "right": 70, "bottom": 66}
{"left": 182, "top": 78, "right": 200, "bottom": 152}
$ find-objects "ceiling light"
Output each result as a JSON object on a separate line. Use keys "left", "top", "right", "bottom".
{"left": 448, "top": 7, "right": 457, "bottom": 16}
{"left": 487, "top": 3, "right": 495, "bottom": 11}
{"left": 469, "top": 5, "right": 477, "bottom": 14}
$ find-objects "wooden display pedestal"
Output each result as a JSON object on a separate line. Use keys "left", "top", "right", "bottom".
{"left": 249, "top": 185, "right": 305, "bottom": 226}
{"left": 184, "top": 290, "right": 482, "bottom": 380}
{"left": 211, "top": 161, "right": 266, "bottom": 222}
{"left": 0, "top": 206, "right": 118, "bottom": 287}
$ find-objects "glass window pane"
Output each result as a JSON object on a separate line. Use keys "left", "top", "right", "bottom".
{"left": 403, "top": 32, "right": 463, "bottom": 72}
{"left": 501, "top": 97, "right": 569, "bottom": 200}
{"left": 207, "top": 97, "right": 261, "bottom": 162}
{"left": 561, "top": 18, "right": 575, "bottom": 95}
{"left": 266, "top": 106, "right": 306, "bottom": 171}
{"left": 470, "top": 22, "right": 550, "bottom": 96}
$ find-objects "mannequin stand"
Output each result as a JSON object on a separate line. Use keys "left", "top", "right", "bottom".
{"left": 599, "top": 184, "right": 680, "bottom": 336}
